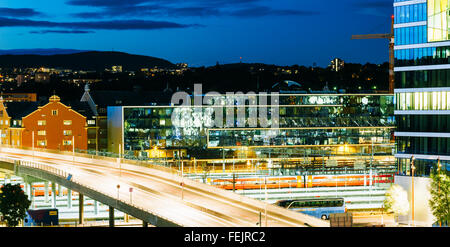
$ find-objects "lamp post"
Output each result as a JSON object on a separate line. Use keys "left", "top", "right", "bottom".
{"left": 72, "top": 135, "right": 75, "bottom": 163}
{"left": 119, "top": 144, "right": 122, "bottom": 177}
{"left": 32, "top": 131, "right": 35, "bottom": 160}
{"left": 411, "top": 156, "right": 415, "bottom": 226}
{"left": 264, "top": 176, "right": 268, "bottom": 227}
{"left": 181, "top": 153, "right": 184, "bottom": 200}
{"left": 437, "top": 157, "right": 442, "bottom": 227}
{"left": 116, "top": 184, "right": 120, "bottom": 201}
{"left": 129, "top": 187, "right": 133, "bottom": 204}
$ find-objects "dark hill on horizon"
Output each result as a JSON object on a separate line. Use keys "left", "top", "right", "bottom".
{"left": 0, "top": 51, "right": 175, "bottom": 71}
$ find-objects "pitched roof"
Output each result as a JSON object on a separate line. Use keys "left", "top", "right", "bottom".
{"left": 4, "top": 102, "right": 39, "bottom": 119}
{"left": 63, "top": 100, "right": 96, "bottom": 119}
{"left": 89, "top": 90, "right": 173, "bottom": 107}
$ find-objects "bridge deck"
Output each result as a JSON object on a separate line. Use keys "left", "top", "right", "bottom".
{"left": 0, "top": 147, "right": 329, "bottom": 227}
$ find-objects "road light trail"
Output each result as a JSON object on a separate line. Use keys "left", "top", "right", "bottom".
{"left": 0, "top": 148, "right": 329, "bottom": 227}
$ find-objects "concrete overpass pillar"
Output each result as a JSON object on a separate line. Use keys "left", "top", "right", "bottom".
{"left": 28, "top": 183, "right": 34, "bottom": 208}
{"left": 51, "top": 182, "right": 56, "bottom": 208}
{"left": 26, "top": 183, "right": 31, "bottom": 200}
{"left": 67, "top": 189, "right": 72, "bottom": 209}
{"left": 58, "top": 184, "right": 62, "bottom": 197}
{"left": 44, "top": 182, "right": 49, "bottom": 203}
{"left": 142, "top": 221, "right": 148, "bottom": 227}
{"left": 23, "top": 182, "right": 28, "bottom": 198}
{"left": 79, "top": 193, "right": 84, "bottom": 225}
{"left": 94, "top": 201, "right": 99, "bottom": 215}
{"left": 109, "top": 206, "right": 115, "bottom": 227}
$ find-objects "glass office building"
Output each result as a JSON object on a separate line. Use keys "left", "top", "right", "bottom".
{"left": 107, "top": 93, "right": 395, "bottom": 170}
{"left": 394, "top": 0, "right": 450, "bottom": 176}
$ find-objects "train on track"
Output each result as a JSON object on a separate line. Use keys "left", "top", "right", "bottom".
{"left": 210, "top": 173, "right": 394, "bottom": 190}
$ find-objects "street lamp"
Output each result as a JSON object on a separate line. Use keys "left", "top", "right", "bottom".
{"left": 32, "top": 130, "right": 35, "bottom": 160}
{"left": 181, "top": 153, "right": 184, "bottom": 200}
{"left": 437, "top": 157, "right": 441, "bottom": 227}
{"left": 116, "top": 184, "right": 120, "bottom": 201}
{"left": 129, "top": 187, "right": 133, "bottom": 204}
{"left": 411, "top": 156, "right": 415, "bottom": 226}
{"left": 72, "top": 135, "right": 75, "bottom": 163}
{"left": 264, "top": 176, "right": 268, "bottom": 227}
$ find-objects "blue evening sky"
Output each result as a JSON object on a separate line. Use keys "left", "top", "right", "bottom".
{"left": 0, "top": 0, "right": 393, "bottom": 67}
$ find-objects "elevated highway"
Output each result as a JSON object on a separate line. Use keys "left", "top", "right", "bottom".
{"left": 0, "top": 147, "right": 329, "bottom": 227}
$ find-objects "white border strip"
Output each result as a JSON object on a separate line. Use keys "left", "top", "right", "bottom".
{"left": 395, "top": 153, "right": 450, "bottom": 161}
{"left": 394, "top": 64, "right": 450, "bottom": 72}
{"left": 393, "top": 0, "right": 427, "bottom": 7}
{"left": 394, "top": 87, "right": 450, "bottom": 93}
{"left": 395, "top": 110, "right": 450, "bottom": 115}
{"left": 395, "top": 40, "right": 450, "bottom": 50}
{"left": 395, "top": 131, "right": 450, "bottom": 138}
{"left": 394, "top": 21, "right": 427, "bottom": 28}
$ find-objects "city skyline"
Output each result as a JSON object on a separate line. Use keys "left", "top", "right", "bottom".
{"left": 0, "top": 0, "right": 393, "bottom": 67}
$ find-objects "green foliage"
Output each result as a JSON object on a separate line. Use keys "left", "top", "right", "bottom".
{"left": 383, "top": 184, "right": 409, "bottom": 216}
{"left": 0, "top": 183, "right": 31, "bottom": 227}
{"left": 429, "top": 172, "right": 450, "bottom": 224}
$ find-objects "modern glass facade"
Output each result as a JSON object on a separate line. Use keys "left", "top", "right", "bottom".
{"left": 394, "top": 46, "right": 450, "bottom": 67}
{"left": 395, "top": 25, "right": 428, "bottom": 45}
{"left": 395, "top": 68, "right": 450, "bottom": 88}
{"left": 394, "top": 0, "right": 450, "bottom": 177}
{"left": 108, "top": 94, "right": 395, "bottom": 171}
{"left": 395, "top": 2, "right": 427, "bottom": 24}
{"left": 428, "top": 0, "right": 450, "bottom": 42}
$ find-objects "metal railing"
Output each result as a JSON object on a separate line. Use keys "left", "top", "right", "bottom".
{"left": 0, "top": 156, "right": 179, "bottom": 227}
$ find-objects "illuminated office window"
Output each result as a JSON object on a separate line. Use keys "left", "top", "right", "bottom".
{"left": 397, "top": 91, "right": 450, "bottom": 111}
{"left": 428, "top": 0, "right": 450, "bottom": 42}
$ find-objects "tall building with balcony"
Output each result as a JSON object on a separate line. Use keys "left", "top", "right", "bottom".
{"left": 393, "top": 0, "right": 450, "bottom": 226}
{"left": 394, "top": 0, "right": 450, "bottom": 176}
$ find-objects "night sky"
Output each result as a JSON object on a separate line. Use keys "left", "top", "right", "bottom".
{"left": 0, "top": 0, "right": 393, "bottom": 67}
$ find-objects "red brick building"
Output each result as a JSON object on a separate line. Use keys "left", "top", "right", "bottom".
{"left": 21, "top": 95, "right": 87, "bottom": 151}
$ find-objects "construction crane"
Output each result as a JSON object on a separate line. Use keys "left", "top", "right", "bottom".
{"left": 352, "top": 15, "right": 395, "bottom": 94}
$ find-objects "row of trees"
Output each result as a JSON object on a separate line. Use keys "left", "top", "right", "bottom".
{"left": 0, "top": 183, "right": 31, "bottom": 227}
{"left": 384, "top": 171, "right": 450, "bottom": 226}
{"left": 0, "top": 170, "right": 448, "bottom": 227}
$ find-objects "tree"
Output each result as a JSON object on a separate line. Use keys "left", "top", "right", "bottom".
{"left": 0, "top": 183, "right": 31, "bottom": 227}
{"left": 429, "top": 172, "right": 450, "bottom": 226}
{"left": 383, "top": 184, "right": 409, "bottom": 220}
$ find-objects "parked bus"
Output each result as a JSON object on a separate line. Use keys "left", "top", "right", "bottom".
{"left": 275, "top": 197, "right": 346, "bottom": 220}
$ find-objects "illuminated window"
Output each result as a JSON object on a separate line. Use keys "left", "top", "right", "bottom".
{"left": 38, "top": 130, "right": 46, "bottom": 136}
{"left": 38, "top": 120, "right": 46, "bottom": 126}
{"left": 63, "top": 140, "right": 72, "bottom": 146}
{"left": 397, "top": 91, "right": 450, "bottom": 111}
{"left": 63, "top": 120, "right": 72, "bottom": 125}
{"left": 63, "top": 130, "right": 72, "bottom": 136}
{"left": 428, "top": 0, "right": 450, "bottom": 42}
{"left": 52, "top": 110, "right": 58, "bottom": 116}
{"left": 38, "top": 140, "right": 46, "bottom": 146}
{"left": 87, "top": 120, "right": 95, "bottom": 125}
